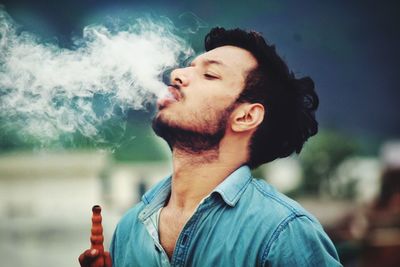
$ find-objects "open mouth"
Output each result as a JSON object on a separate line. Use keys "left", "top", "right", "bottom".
{"left": 167, "top": 84, "right": 182, "bottom": 101}
{"left": 157, "top": 84, "right": 182, "bottom": 108}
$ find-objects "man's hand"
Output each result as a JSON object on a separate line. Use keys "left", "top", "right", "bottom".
{"left": 79, "top": 205, "right": 112, "bottom": 267}
{"left": 78, "top": 248, "right": 112, "bottom": 267}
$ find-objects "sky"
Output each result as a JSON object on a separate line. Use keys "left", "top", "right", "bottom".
{"left": 1, "top": 0, "right": 399, "bottom": 142}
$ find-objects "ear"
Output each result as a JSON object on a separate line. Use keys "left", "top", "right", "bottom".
{"left": 231, "top": 103, "right": 265, "bottom": 133}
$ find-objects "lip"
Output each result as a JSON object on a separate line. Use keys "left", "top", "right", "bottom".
{"left": 167, "top": 84, "right": 182, "bottom": 101}
{"left": 156, "top": 85, "right": 182, "bottom": 109}
{"left": 156, "top": 97, "right": 177, "bottom": 108}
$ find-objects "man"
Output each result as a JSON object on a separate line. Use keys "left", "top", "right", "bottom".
{"left": 80, "top": 27, "right": 342, "bottom": 266}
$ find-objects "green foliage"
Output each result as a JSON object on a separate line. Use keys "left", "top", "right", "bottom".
{"left": 111, "top": 121, "right": 167, "bottom": 162}
{"left": 298, "top": 130, "right": 359, "bottom": 196}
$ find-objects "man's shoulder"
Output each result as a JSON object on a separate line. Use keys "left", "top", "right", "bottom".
{"left": 241, "top": 179, "right": 341, "bottom": 265}
{"left": 241, "top": 178, "right": 320, "bottom": 224}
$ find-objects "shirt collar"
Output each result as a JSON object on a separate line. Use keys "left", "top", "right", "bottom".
{"left": 212, "top": 165, "right": 252, "bottom": 207}
{"left": 141, "top": 175, "right": 171, "bottom": 205}
{"left": 141, "top": 165, "right": 252, "bottom": 209}
{"left": 139, "top": 176, "right": 171, "bottom": 221}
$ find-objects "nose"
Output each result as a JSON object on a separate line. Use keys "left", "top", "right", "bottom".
{"left": 170, "top": 67, "right": 189, "bottom": 87}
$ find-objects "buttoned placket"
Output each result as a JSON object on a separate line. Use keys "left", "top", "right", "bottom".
{"left": 139, "top": 180, "right": 172, "bottom": 267}
{"left": 170, "top": 197, "right": 214, "bottom": 267}
{"left": 142, "top": 212, "right": 171, "bottom": 267}
{"left": 140, "top": 192, "right": 215, "bottom": 267}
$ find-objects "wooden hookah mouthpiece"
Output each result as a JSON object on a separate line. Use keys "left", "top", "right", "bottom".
{"left": 91, "top": 205, "right": 105, "bottom": 266}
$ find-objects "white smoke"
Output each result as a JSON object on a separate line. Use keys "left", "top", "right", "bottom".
{"left": 0, "top": 9, "right": 193, "bottom": 146}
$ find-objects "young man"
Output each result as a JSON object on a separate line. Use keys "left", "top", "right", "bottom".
{"left": 80, "top": 27, "right": 342, "bottom": 266}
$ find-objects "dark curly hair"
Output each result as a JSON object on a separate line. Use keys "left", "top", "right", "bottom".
{"left": 205, "top": 27, "right": 319, "bottom": 169}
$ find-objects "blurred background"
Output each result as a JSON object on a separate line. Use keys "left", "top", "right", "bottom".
{"left": 0, "top": 0, "right": 399, "bottom": 266}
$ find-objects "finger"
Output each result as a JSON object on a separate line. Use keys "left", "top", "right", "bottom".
{"left": 104, "top": 251, "right": 112, "bottom": 267}
{"left": 78, "top": 249, "right": 99, "bottom": 266}
{"left": 86, "top": 248, "right": 99, "bottom": 258}
{"left": 78, "top": 252, "right": 87, "bottom": 266}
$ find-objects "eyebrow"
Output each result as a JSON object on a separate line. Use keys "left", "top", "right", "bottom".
{"left": 190, "top": 58, "right": 226, "bottom": 68}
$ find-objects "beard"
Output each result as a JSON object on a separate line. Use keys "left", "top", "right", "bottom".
{"left": 152, "top": 102, "right": 237, "bottom": 154}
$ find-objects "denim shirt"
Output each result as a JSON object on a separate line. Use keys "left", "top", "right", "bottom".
{"left": 110, "top": 165, "right": 342, "bottom": 266}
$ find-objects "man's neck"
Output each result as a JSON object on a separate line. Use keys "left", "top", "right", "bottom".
{"left": 166, "top": 144, "right": 246, "bottom": 214}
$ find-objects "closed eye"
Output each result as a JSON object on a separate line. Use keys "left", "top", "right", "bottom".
{"left": 204, "top": 73, "right": 218, "bottom": 79}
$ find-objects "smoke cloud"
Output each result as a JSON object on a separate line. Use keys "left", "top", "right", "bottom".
{"left": 0, "top": 9, "right": 193, "bottom": 147}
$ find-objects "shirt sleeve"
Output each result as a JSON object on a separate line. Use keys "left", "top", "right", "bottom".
{"left": 262, "top": 215, "right": 342, "bottom": 267}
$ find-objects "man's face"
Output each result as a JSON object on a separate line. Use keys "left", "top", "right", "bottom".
{"left": 153, "top": 45, "right": 257, "bottom": 151}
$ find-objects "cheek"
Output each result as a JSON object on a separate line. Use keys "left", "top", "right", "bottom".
{"left": 189, "top": 88, "right": 237, "bottom": 106}
{"left": 186, "top": 98, "right": 231, "bottom": 126}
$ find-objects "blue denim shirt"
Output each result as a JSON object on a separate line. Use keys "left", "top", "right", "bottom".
{"left": 110, "top": 165, "right": 342, "bottom": 266}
